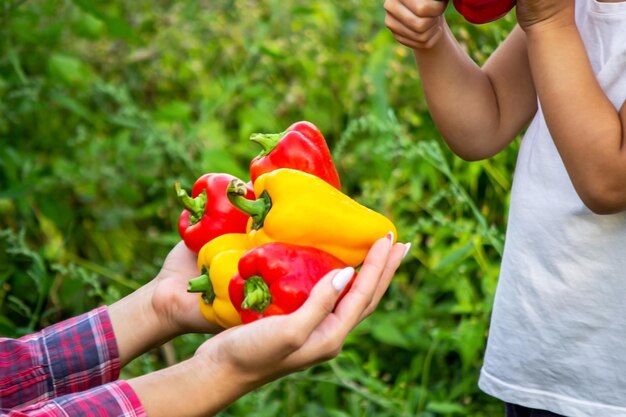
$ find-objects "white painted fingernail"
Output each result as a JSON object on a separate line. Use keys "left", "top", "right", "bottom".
{"left": 332, "top": 267, "right": 355, "bottom": 291}
{"left": 402, "top": 242, "right": 412, "bottom": 260}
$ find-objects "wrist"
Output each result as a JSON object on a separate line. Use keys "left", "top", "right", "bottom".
{"left": 519, "top": 8, "right": 576, "bottom": 37}
{"left": 110, "top": 281, "right": 179, "bottom": 366}
{"left": 524, "top": 18, "right": 581, "bottom": 61}
{"left": 148, "top": 275, "right": 187, "bottom": 337}
{"left": 413, "top": 20, "right": 453, "bottom": 60}
{"left": 129, "top": 351, "right": 254, "bottom": 417}
{"left": 189, "top": 350, "right": 254, "bottom": 413}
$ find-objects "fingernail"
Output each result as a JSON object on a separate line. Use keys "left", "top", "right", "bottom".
{"left": 386, "top": 231, "right": 394, "bottom": 249}
{"left": 402, "top": 242, "right": 412, "bottom": 260}
{"left": 332, "top": 267, "right": 355, "bottom": 291}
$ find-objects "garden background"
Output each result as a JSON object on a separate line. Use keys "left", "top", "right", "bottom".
{"left": 0, "top": 1, "right": 520, "bottom": 415}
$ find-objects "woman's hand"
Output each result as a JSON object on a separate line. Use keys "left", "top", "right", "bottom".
{"left": 151, "top": 241, "right": 222, "bottom": 336}
{"left": 384, "top": 0, "right": 449, "bottom": 50}
{"left": 109, "top": 242, "right": 221, "bottom": 367}
{"left": 194, "top": 235, "right": 408, "bottom": 390}
{"left": 129, "top": 235, "right": 409, "bottom": 417}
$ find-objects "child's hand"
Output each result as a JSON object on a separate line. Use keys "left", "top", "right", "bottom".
{"left": 384, "top": 0, "right": 449, "bottom": 50}
{"left": 516, "top": 0, "right": 575, "bottom": 33}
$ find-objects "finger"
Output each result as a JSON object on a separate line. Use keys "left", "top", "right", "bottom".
{"left": 385, "top": 13, "right": 433, "bottom": 43}
{"left": 330, "top": 236, "right": 393, "bottom": 330}
{"left": 283, "top": 236, "right": 396, "bottom": 365}
{"left": 289, "top": 267, "right": 355, "bottom": 340}
{"left": 358, "top": 242, "right": 408, "bottom": 321}
{"left": 265, "top": 235, "right": 393, "bottom": 359}
{"left": 400, "top": 0, "right": 449, "bottom": 18}
{"left": 397, "top": 22, "right": 444, "bottom": 50}
{"left": 395, "top": 34, "right": 427, "bottom": 50}
{"left": 386, "top": 1, "right": 439, "bottom": 34}
{"left": 250, "top": 268, "right": 356, "bottom": 370}
{"left": 166, "top": 241, "right": 196, "bottom": 267}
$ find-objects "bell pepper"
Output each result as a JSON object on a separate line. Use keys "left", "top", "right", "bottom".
{"left": 249, "top": 121, "right": 341, "bottom": 190}
{"left": 227, "top": 168, "right": 397, "bottom": 267}
{"left": 453, "top": 0, "right": 516, "bottom": 24}
{"left": 187, "top": 233, "right": 252, "bottom": 328}
{"left": 176, "top": 173, "right": 255, "bottom": 254}
{"left": 229, "top": 242, "right": 354, "bottom": 323}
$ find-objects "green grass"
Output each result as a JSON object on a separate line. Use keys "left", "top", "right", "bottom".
{"left": 1, "top": 1, "right": 519, "bottom": 415}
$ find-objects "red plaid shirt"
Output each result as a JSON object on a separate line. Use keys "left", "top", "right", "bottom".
{"left": 0, "top": 306, "right": 146, "bottom": 416}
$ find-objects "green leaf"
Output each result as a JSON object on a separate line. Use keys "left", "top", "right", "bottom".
{"left": 47, "top": 53, "right": 93, "bottom": 86}
{"left": 454, "top": 317, "right": 487, "bottom": 371}
{"left": 72, "top": 12, "right": 105, "bottom": 39}
{"left": 153, "top": 100, "right": 193, "bottom": 123}
{"left": 432, "top": 241, "right": 474, "bottom": 271}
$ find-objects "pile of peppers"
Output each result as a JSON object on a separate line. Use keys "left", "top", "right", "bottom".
{"left": 176, "top": 121, "right": 397, "bottom": 326}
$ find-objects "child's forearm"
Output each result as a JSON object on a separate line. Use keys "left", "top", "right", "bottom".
{"left": 526, "top": 22, "right": 626, "bottom": 213}
{"left": 414, "top": 24, "right": 536, "bottom": 160}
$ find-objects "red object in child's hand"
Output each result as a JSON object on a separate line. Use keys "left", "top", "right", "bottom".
{"left": 453, "top": 0, "right": 516, "bottom": 24}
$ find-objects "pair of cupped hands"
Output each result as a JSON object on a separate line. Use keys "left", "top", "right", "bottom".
{"left": 136, "top": 233, "right": 407, "bottom": 389}
{"left": 384, "top": 0, "right": 575, "bottom": 49}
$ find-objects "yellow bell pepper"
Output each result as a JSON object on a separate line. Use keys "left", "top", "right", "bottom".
{"left": 227, "top": 168, "right": 397, "bottom": 267}
{"left": 187, "top": 233, "right": 251, "bottom": 328}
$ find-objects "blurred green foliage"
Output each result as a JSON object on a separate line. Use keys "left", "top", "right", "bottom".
{"left": 1, "top": 0, "right": 519, "bottom": 415}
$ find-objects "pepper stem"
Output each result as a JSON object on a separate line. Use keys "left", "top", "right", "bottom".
{"left": 187, "top": 269, "right": 216, "bottom": 304}
{"left": 226, "top": 179, "right": 271, "bottom": 230}
{"left": 242, "top": 276, "right": 271, "bottom": 313}
{"left": 175, "top": 182, "right": 207, "bottom": 225}
{"left": 249, "top": 131, "right": 286, "bottom": 157}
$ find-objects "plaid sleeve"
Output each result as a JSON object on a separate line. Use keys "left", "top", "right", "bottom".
{"left": 0, "top": 306, "right": 121, "bottom": 409}
{"left": 1, "top": 380, "right": 146, "bottom": 417}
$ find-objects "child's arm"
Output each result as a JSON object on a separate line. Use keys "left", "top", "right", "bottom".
{"left": 385, "top": 0, "right": 537, "bottom": 160}
{"left": 519, "top": 1, "right": 626, "bottom": 214}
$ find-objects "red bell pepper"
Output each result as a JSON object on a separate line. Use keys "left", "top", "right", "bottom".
{"left": 249, "top": 121, "right": 342, "bottom": 190}
{"left": 228, "top": 242, "right": 355, "bottom": 323}
{"left": 453, "top": 0, "right": 516, "bottom": 24}
{"left": 176, "top": 173, "right": 255, "bottom": 254}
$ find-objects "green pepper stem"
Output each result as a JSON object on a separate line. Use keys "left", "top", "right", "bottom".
{"left": 175, "top": 182, "right": 207, "bottom": 225}
{"left": 226, "top": 179, "right": 271, "bottom": 230}
{"left": 187, "top": 271, "right": 216, "bottom": 304}
{"left": 249, "top": 131, "right": 286, "bottom": 157}
{"left": 242, "top": 276, "right": 271, "bottom": 313}
{"left": 187, "top": 274, "right": 210, "bottom": 292}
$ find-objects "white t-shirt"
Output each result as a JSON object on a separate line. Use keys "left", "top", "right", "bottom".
{"left": 478, "top": 1, "right": 626, "bottom": 416}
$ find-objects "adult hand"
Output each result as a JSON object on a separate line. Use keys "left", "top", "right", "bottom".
{"left": 384, "top": 0, "right": 449, "bottom": 49}
{"left": 151, "top": 241, "right": 222, "bottom": 336}
{"left": 516, "top": 0, "right": 575, "bottom": 33}
{"left": 129, "top": 235, "right": 410, "bottom": 417}
{"left": 109, "top": 241, "right": 221, "bottom": 367}
{"left": 194, "top": 235, "right": 408, "bottom": 390}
